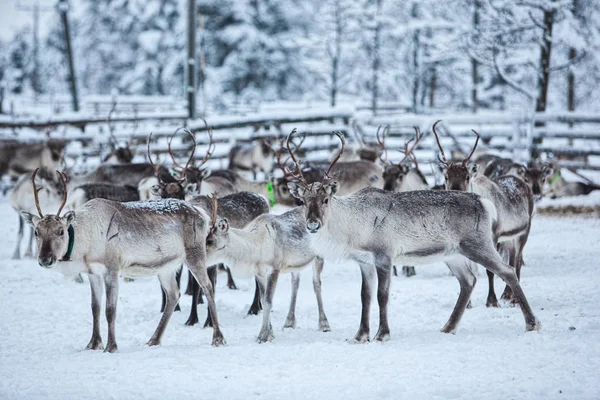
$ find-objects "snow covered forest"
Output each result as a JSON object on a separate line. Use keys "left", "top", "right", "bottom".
{"left": 1, "top": 0, "right": 600, "bottom": 114}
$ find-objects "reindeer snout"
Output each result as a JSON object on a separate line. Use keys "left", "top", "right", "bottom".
{"left": 307, "top": 220, "right": 321, "bottom": 233}
{"left": 39, "top": 256, "right": 56, "bottom": 268}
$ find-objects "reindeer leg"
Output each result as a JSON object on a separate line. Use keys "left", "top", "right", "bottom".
{"left": 12, "top": 213, "right": 23, "bottom": 260}
{"left": 247, "top": 278, "right": 263, "bottom": 315}
{"left": 441, "top": 258, "right": 477, "bottom": 334}
{"left": 352, "top": 262, "right": 375, "bottom": 343}
{"left": 283, "top": 272, "right": 300, "bottom": 329}
{"left": 486, "top": 270, "right": 499, "bottom": 307}
{"left": 103, "top": 270, "right": 119, "bottom": 353}
{"left": 312, "top": 256, "right": 330, "bottom": 332}
{"left": 174, "top": 266, "right": 182, "bottom": 312}
{"left": 24, "top": 226, "right": 35, "bottom": 258}
{"left": 85, "top": 273, "right": 104, "bottom": 350}
{"left": 203, "top": 265, "right": 218, "bottom": 328}
{"left": 148, "top": 270, "right": 180, "bottom": 347}
{"left": 185, "top": 275, "right": 200, "bottom": 327}
{"left": 393, "top": 266, "right": 398, "bottom": 276}
{"left": 404, "top": 266, "right": 416, "bottom": 277}
{"left": 187, "top": 260, "right": 225, "bottom": 346}
{"left": 374, "top": 254, "right": 392, "bottom": 342}
{"left": 257, "top": 268, "right": 279, "bottom": 343}
{"left": 185, "top": 270, "right": 194, "bottom": 295}
{"left": 462, "top": 241, "right": 540, "bottom": 332}
{"left": 196, "top": 278, "right": 204, "bottom": 304}
{"left": 501, "top": 244, "right": 517, "bottom": 302}
{"left": 223, "top": 265, "right": 238, "bottom": 290}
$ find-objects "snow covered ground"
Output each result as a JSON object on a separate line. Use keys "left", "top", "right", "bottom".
{"left": 0, "top": 197, "right": 599, "bottom": 400}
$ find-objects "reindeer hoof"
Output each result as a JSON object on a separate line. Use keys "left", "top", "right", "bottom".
{"left": 440, "top": 325, "right": 457, "bottom": 334}
{"left": 256, "top": 331, "right": 274, "bottom": 343}
{"left": 349, "top": 331, "right": 370, "bottom": 344}
{"left": 203, "top": 318, "right": 214, "bottom": 329}
{"left": 526, "top": 318, "right": 542, "bottom": 332}
{"left": 319, "top": 320, "right": 331, "bottom": 332}
{"left": 486, "top": 298, "right": 500, "bottom": 308}
{"left": 227, "top": 283, "right": 238, "bottom": 290}
{"left": 184, "top": 316, "right": 198, "bottom": 327}
{"left": 374, "top": 332, "right": 390, "bottom": 342}
{"left": 147, "top": 338, "right": 161, "bottom": 347}
{"left": 85, "top": 338, "right": 104, "bottom": 351}
{"left": 283, "top": 317, "right": 296, "bottom": 330}
{"left": 247, "top": 306, "right": 262, "bottom": 316}
{"left": 212, "top": 333, "right": 226, "bottom": 347}
{"left": 466, "top": 300, "right": 473, "bottom": 309}
{"left": 104, "top": 343, "right": 118, "bottom": 353}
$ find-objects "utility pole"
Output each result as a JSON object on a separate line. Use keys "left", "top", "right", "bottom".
{"left": 186, "top": 0, "right": 197, "bottom": 119}
{"left": 16, "top": 1, "right": 53, "bottom": 99}
{"left": 198, "top": 13, "right": 206, "bottom": 117}
{"left": 57, "top": 0, "right": 79, "bottom": 112}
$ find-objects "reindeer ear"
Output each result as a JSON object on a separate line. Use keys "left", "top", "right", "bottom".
{"left": 517, "top": 165, "right": 526, "bottom": 176}
{"left": 62, "top": 211, "right": 76, "bottom": 226}
{"left": 201, "top": 168, "right": 212, "bottom": 179}
{"left": 21, "top": 212, "right": 40, "bottom": 227}
{"left": 185, "top": 182, "right": 199, "bottom": 196}
{"left": 467, "top": 163, "right": 479, "bottom": 177}
{"left": 542, "top": 165, "right": 554, "bottom": 178}
{"left": 326, "top": 181, "right": 340, "bottom": 195}
{"left": 215, "top": 218, "right": 229, "bottom": 235}
{"left": 401, "top": 165, "right": 410, "bottom": 174}
{"left": 287, "top": 182, "right": 305, "bottom": 199}
{"left": 150, "top": 185, "right": 162, "bottom": 197}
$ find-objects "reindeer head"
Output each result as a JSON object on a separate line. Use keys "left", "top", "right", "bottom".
{"left": 205, "top": 194, "right": 230, "bottom": 255}
{"left": 381, "top": 127, "right": 422, "bottom": 191}
{"left": 286, "top": 130, "right": 344, "bottom": 233}
{"left": 22, "top": 168, "right": 74, "bottom": 268}
{"left": 433, "top": 121, "right": 480, "bottom": 192}
{"left": 104, "top": 103, "right": 135, "bottom": 164}
{"left": 270, "top": 136, "right": 306, "bottom": 207}
{"left": 351, "top": 121, "right": 388, "bottom": 163}
{"left": 506, "top": 163, "right": 553, "bottom": 201}
{"left": 147, "top": 129, "right": 198, "bottom": 200}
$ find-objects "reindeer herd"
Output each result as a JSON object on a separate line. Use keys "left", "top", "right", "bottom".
{"left": 4, "top": 117, "right": 590, "bottom": 353}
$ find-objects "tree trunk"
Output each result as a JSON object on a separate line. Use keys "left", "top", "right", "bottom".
{"left": 410, "top": 3, "right": 420, "bottom": 114}
{"left": 186, "top": 0, "right": 197, "bottom": 119}
{"left": 534, "top": 7, "right": 555, "bottom": 113}
{"left": 330, "top": 0, "right": 342, "bottom": 108}
{"left": 58, "top": 0, "right": 79, "bottom": 112}
{"left": 429, "top": 66, "right": 437, "bottom": 108}
{"left": 371, "top": 0, "right": 383, "bottom": 115}
{"left": 471, "top": 0, "right": 480, "bottom": 113}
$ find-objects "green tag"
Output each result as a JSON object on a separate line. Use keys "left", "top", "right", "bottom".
{"left": 266, "top": 182, "right": 276, "bottom": 207}
{"left": 549, "top": 172, "right": 561, "bottom": 185}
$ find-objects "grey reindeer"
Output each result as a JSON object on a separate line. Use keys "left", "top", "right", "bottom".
{"left": 433, "top": 121, "right": 535, "bottom": 307}
{"left": 21, "top": 168, "right": 225, "bottom": 352}
{"left": 286, "top": 130, "right": 541, "bottom": 343}
{"left": 206, "top": 188, "right": 331, "bottom": 343}
{"left": 228, "top": 137, "right": 275, "bottom": 179}
{"left": 0, "top": 139, "right": 65, "bottom": 181}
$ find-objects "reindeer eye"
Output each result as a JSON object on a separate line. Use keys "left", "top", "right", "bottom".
{"left": 206, "top": 237, "right": 215, "bottom": 247}
{"left": 59, "top": 229, "right": 64, "bottom": 236}
{"left": 323, "top": 198, "right": 329, "bottom": 205}
{"left": 34, "top": 230, "right": 39, "bottom": 237}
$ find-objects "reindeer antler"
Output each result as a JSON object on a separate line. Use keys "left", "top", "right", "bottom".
{"left": 168, "top": 128, "right": 197, "bottom": 175}
{"left": 196, "top": 119, "right": 215, "bottom": 169}
{"left": 56, "top": 171, "right": 68, "bottom": 217}
{"left": 376, "top": 124, "right": 389, "bottom": 163}
{"left": 286, "top": 128, "right": 309, "bottom": 186}
{"left": 147, "top": 132, "right": 162, "bottom": 178}
{"left": 31, "top": 168, "right": 44, "bottom": 218}
{"left": 209, "top": 192, "right": 219, "bottom": 231}
{"left": 397, "top": 127, "right": 422, "bottom": 166}
{"left": 323, "top": 131, "right": 345, "bottom": 182}
{"left": 463, "top": 129, "right": 480, "bottom": 165}
{"left": 107, "top": 102, "right": 119, "bottom": 148}
{"left": 432, "top": 120, "right": 448, "bottom": 165}
{"left": 351, "top": 119, "right": 364, "bottom": 146}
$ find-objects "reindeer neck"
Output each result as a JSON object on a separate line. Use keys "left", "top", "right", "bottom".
{"left": 214, "top": 227, "right": 262, "bottom": 266}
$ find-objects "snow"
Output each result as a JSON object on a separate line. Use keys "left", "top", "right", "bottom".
{"left": 0, "top": 196, "right": 599, "bottom": 399}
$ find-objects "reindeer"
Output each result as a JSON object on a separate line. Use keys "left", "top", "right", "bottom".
{"left": 21, "top": 168, "right": 225, "bottom": 352}
{"left": 286, "top": 130, "right": 540, "bottom": 342}
{"left": 475, "top": 154, "right": 514, "bottom": 179}
{"left": 433, "top": 121, "right": 535, "bottom": 307}
{"left": 228, "top": 137, "right": 275, "bottom": 179}
{"left": 378, "top": 129, "right": 429, "bottom": 278}
{"left": 102, "top": 102, "right": 135, "bottom": 164}
{"left": 1, "top": 139, "right": 65, "bottom": 180}
{"left": 504, "top": 163, "right": 553, "bottom": 201}
{"left": 67, "top": 184, "right": 140, "bottom": 210}
{"left": 545, "top": 168, "right": 600, "bottom": 198}
{"left": 206, "top": 193, "right": 331, "bottom": 343}
{"left": 334, "top": 121, "right": 388, "bottom": 162}
{"left": 10, "top": 168, "right": 65, "bottom": 259}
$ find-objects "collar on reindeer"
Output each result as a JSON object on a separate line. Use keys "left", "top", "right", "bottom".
{"left": 266, "top": 182, "right": 276, "bottom": 207}
{"left": 60, "top": 225, "right": 75, "bottom": 262}
{"left": 549, "top": 172, "right": 561, "bottom": 185}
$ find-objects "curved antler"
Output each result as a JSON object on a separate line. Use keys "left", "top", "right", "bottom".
{"left": 196, "top": 119, "right": 215, "bottom": 169}
{"left": 397, "top": 127, "right": 422, "bottom": 166}
{"left": 463, "top": 129, "right": 480, "bottom": 165}
{"left": 376, "top": 124, "right": 389, "bottom": 163}
{"left": 286, "top": 128, "right": 309, "bottom": 186}
{"left": 31, "top": 168, "right": 44, "bottom": 218}
{"left": 147, "top": 132, "right": 160, "bottom": 177}
{"left": 167, "top": 128, "right": 198, "bottom": 182}
{"left": 351, "top": 119, "right": 364, "bottom": 146}
{"left": 432, "top": 120, "right": 448, "bottom": 165}
{"left": 56, "top": 171, "right": 68, "bottom": 217}
{"left": 323, "top": 131, "right": 345, "bottom": 182}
